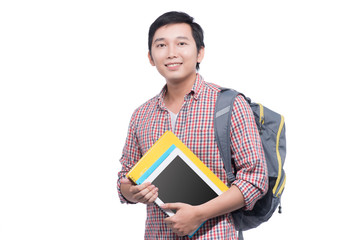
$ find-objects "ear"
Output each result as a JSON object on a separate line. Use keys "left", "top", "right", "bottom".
{"left": 197, "top": 47, "right": 205, "bottom": 64}
{"left": 148, "top": 51, "right": 155, "bottom": 66}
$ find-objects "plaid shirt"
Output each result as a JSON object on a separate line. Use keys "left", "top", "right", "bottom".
{"left": 117, "top": 74, "right": 267, "bottom": 239}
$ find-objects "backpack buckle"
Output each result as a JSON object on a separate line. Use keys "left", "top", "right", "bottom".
{"left": 226, "top": 172, "right": 236, "bottom": 185}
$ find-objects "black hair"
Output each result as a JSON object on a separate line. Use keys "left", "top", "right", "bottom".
{"left": 148, "top": 11, "right": 205, "bottom": 70}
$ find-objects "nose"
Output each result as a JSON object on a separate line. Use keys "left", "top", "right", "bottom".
{"left": 167, "top": 44, "right": 178, "bottom": 59}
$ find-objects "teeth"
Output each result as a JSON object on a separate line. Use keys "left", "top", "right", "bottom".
{"left": 167, "top": 63, "right": 181, "bottom": 67}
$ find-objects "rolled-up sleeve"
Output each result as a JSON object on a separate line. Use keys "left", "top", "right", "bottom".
{"left": 117, "top": 111, "right": 142, "bottom": 204}
{"left": 230, "top": 96, "right": 268, "bottom": 210}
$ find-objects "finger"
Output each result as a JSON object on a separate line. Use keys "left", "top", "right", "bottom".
{"left": 133, "top": 184, "right": 156, "bottom": 202}
{"left": 161, "top": 202, "right": 183, "bottom": 210}
{"left": 163, "top": 217, "right": 183, "bottom": 236}
{"left": 145, "top": 188, "right": 158, "bottom": 204}
{"left": 129, "top": 182, "right": 151, "bottom": 194}
{"left": 138, "top": 186, "right": 156, "bottom": 203}
{"left": 164, "top": 216, "right": 174, "bottom": 225}
{"left": 140, "top": 185, "right": 158, "bottom": 201}
{"left": 139, "top": 189, "right": 158, "bottom": 204}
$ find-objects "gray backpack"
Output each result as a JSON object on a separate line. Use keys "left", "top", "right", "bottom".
{"left": 214, "top": 88, "right": 286, "bottom": 239}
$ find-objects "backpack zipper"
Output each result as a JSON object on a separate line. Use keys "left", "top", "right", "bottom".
{"left": 278, "top": 199, "right": 282, "bottom": 213}
{"left": 258, "top": 103, "right": 265, "bottom": 134}
{"left": 276, "top": 173, "right": 286, "bottom": 197}
{"left": 272, "top": 115, "right": 285, "bottom": 195}
{"left": 259, "top": 103, "right": 264, "bottom": 125}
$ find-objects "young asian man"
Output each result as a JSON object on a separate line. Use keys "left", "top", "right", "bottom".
{"left": 118, "top": 11, "right": 268, "bottom": 239}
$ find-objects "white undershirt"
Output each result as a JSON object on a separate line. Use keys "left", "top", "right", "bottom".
{"left": 168, "top": 111, "right": 178, "bottom": 131}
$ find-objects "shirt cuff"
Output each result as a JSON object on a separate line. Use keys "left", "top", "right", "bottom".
{"left": 232, "top": 179, "right": 263, "bottom": 211}
{"left": 117, "top": 172, "right": 136, "bottom": 204}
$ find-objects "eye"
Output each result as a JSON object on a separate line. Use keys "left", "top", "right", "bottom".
{"left": 178, "top": 42, "right": 187, "bottom": 46}
{"left": 156, "top": 43, "right": 166, "bottom": 48}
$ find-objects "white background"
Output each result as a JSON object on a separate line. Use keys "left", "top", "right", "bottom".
{"left": 1, "top": 1, "right": 359, "bottom": 239}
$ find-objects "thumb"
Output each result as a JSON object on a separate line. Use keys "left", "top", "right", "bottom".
{"left": 161, "top": 202, "right": 184, "bottom": 211}
{"left": 120, "top": 178, "right": 132, "bottom": 184}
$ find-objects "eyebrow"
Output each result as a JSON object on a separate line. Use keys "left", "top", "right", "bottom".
{"left": 176, "top": 36, "right": 190, "bottom": 41}
{"left": 153, "top": 38, "right": 165, "bottom": 44}
{"left": 153, "top": 36, "right": 190, "bottom": 44}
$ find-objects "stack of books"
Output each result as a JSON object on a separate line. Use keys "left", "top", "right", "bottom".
{"left": 126, "top": 131, "right": 229, "bottom": 237}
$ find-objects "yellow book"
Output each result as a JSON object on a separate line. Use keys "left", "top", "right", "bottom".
{"left": 126, "top": 131, "right": 229, "bottom": 237}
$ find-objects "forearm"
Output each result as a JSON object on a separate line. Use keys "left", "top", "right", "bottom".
{"left": 197, "top": 185, "right": 245, "bottom": 222}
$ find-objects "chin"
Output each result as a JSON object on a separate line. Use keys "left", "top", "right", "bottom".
{"left": 161, "top": 71, "right": 196, "bottom": 84}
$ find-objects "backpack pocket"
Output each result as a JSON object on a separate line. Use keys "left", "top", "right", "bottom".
{"left": 234, "top": 177, "right": 280, "bottom": 231}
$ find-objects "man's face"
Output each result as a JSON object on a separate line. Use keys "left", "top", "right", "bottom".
{"left": 148, "top": 23, "right": 204, "bottom": 84}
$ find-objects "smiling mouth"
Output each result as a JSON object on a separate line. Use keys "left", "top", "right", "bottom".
{"left": 165, "top": 63, "right": 182, "bottom": 67}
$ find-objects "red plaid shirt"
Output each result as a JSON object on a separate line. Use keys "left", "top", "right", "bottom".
{"left": 117, "top": 74, "right": 267, "bottom": 239}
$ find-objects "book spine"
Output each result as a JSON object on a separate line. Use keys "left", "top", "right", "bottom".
{"left": 126, "top": 174, "right": 137, "bottom": 185}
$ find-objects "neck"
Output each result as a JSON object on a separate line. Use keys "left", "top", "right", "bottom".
{"left": 165, "top": 73, "right": 197, "bottom": 101}
{"left": 164, "top": 73, "right": 197, "bottom": 113}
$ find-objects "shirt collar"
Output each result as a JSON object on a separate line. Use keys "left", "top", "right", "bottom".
{"left": 158, "top": 73, "right": 204, "bottom": 100}
{"left": 158, "top": 73, "right": 205, "bottom": 106}
{"left": 191, "top": 73, "right": 205, "bottom": 100}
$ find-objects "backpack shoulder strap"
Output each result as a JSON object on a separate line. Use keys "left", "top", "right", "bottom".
{"left": 214, "top": 88, "right": 240, "bottom": 184}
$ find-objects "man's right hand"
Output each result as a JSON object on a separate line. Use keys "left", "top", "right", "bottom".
{"left": 120, "top": 178, "right": 158, "bottom": 204}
